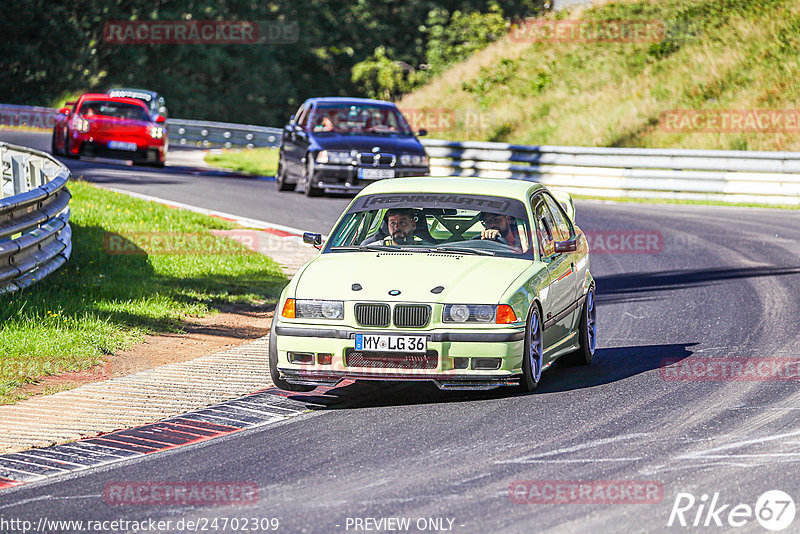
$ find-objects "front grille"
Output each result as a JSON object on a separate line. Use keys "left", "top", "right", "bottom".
{"left": 357, "top": 153, "right": 396, "bottom": 166}
{"left": 345, "top": 348, "right": 438, "bottom": 369}
{"left": 354, "top": 303, "right": 391, "bottom": 327}
{"left": 393, "top": 304, "right": 431, "bottom": 328}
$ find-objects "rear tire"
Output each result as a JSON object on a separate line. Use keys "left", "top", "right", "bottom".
{"left": 269, "top": 315, "right": 316, "bottom": 392}
{"left": 276, "top": 152, "right": 293, "bottom": 191}
{"left": 519, "top": 305, "right": 543, "bottom": 392}
{"left": 558, "top": 287, "right": 597, "bottom": 366}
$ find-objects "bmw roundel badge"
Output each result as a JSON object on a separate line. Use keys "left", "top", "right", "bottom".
{"left": 388, "top": 289, "right": 401, "bottom": 296}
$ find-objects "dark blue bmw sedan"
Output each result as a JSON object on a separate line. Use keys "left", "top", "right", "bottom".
{"left": 277, "top": 97, "right": 430, "bottom": 196}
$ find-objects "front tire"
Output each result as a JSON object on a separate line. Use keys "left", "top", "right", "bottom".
{"left": 303, "top": 155, "right": 323, "bottom": 197}
{"left": 559, "top": 287, "right": 597, "bottom": 366}
{"left": 63, "top": 133, "right": 78, "bottom": 159}
{"left": 51, "top": 132, "right": 60, "bottom": 156}
{"left": 149, "top": 156, "right": 166, "bottom": 168}
{"left": 269, "top": 315, "right": 316, "bottom": 392}
{"left": 520, "top": 305, "right": 544, "bottom": 392}
{"left": 276, "top": 152, "right": 293, "bottom": 191}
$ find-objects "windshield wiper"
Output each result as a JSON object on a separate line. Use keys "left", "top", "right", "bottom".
{"left": 429, "top": 246, "right": 496, "bottom": 256}
{"left": 331, "top": 244, "right": 398, "bottom": 252}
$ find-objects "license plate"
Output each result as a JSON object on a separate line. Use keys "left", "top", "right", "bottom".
{"left": 355, "top": 334, "right": 426, "bottom": 353}
{"left": 359, "top": 168, "right": 395, "bottom": 180}
{"left": 108, "top": 141, "right": 137, "bottom": 151}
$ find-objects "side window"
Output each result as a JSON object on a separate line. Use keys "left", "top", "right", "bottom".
{"left": 543, "top": 193, "right": 573, "bottom": 243}
{"left": 532, "top": 196, "right": 556, "bottom": 257}
{"left": 292, "top": 104, "right": 307, "bottom": 127}
{"left": 296, "top": 105, "right": 311, "bottom": 130}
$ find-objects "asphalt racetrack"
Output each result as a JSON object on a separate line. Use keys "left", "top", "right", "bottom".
{"left": 2, "top": 129, "right": 800, "bottom": 532}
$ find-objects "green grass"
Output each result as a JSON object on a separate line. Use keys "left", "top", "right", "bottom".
{"left": 401, "top": 0, "right": 800, "bottom": 152}
{"left": 0, "top": 181, "right": 287, "bottom": 404}
{"left": 205, "top": 147, "right": 279, "bottom": 176}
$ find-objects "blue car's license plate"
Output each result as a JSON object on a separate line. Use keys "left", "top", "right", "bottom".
{"left": 358, "top": 168, "right": 395, "bottom": 180}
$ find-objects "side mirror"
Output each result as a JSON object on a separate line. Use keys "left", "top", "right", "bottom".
{"left": 417, "top": 129, "right": 428, "bottom": 136}
{"left": 554, "top": 239, "right": 577, "bottom": 253}
{"left": 154, "top": 115, "right": 167, "bottom": 124}
{"left": 303, "top": 232, "right": 322, "bottom": 246}
{"left": 59, "top": 107, "right": 71, "bottom": 115}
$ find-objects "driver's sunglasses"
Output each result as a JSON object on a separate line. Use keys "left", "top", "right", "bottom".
{"left": 480, "top": 215, "right": 505, "bottom": 226}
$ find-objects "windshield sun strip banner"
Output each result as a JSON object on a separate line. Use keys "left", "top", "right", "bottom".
{"left": 350, "top": 193, "right": 527, "bottom": 220}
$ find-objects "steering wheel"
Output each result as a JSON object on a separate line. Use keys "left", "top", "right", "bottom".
{"left": 490, "top": 233, "right": 508, "bottom": 245}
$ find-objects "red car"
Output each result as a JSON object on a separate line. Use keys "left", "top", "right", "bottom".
{"left": 52, "top": 93, "right": 167, "bottom": 167}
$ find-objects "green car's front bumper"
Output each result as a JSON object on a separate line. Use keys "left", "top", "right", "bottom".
{"left": 274, "top": 323, "right": 526, "bottom": 390}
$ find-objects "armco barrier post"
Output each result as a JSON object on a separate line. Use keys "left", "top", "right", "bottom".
{"left": 10, "top": 154, "right": 26, "bottom": 195}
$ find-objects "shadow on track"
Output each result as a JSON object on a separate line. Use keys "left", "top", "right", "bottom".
{"left": 596, "top": 265, "right": 800, "bottom": 300}
{"left": 276, "top": 342, "right": 696, "bottom": 410}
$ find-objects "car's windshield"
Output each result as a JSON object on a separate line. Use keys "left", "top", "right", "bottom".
{"left": 324, "top": 193, "right": 534, "bottom": 259}
{"left": 79, "top": 101, "right": 150, "bottom": 122}
{"left": 310, "top": 104, "right": 413, "bottom": 135}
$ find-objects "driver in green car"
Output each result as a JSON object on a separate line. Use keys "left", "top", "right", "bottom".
{"left": 384, "top": 208, "right": 427, "bottom": 245}
{"left": 478, "top": 212, "right": 522, "bottom": 252}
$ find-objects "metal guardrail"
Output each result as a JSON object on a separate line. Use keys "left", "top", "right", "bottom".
{"left": 422, "top": 139, "right": 800, "bottom": 205}
{"left": 0, "top": 143, "right": 72, "bottom": 295}
{"left": 167, "top": 118, "right": 282, "bottom": 149}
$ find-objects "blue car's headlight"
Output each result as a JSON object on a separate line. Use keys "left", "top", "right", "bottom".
{"left": 399, "top": 154, "right": 429, "bottom": 167}
{"left": 443, "top": 304, "right": 496, "bottom": 323}
{"left": 296, "top": 299, "right": 344, "bottom": 320}
{"left": 316, "top": 150, "right": 353, "bottom": 165}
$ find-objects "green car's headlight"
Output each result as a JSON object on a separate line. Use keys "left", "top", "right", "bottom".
{"left": 443, "top": 304, "right": 496, "bottom": 323}
{"left": 296, "top": 299, "right": 344, "bottom": 320}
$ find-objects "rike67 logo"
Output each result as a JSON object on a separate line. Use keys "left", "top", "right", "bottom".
{"left": 668, "top": 490, "right": 796, "bottom": 531}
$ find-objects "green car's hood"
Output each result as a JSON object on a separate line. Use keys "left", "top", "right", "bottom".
{"left": 293, "top": 252, "right": 532, "bottom": 303}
